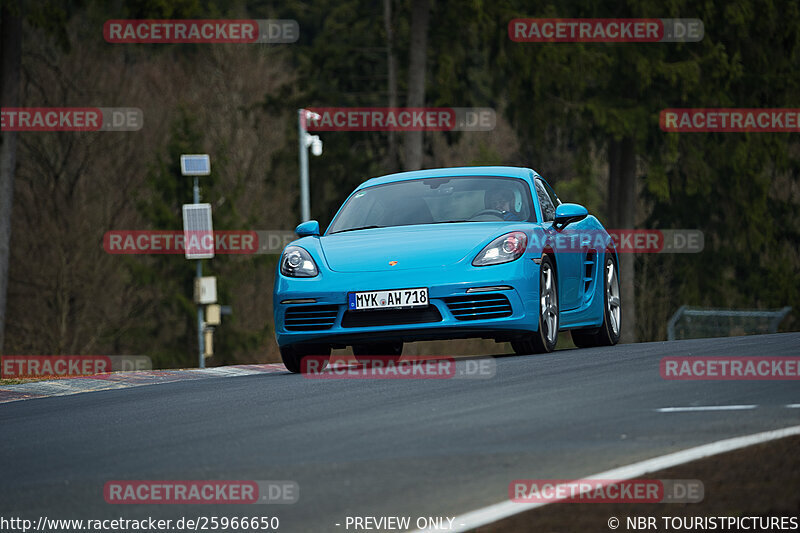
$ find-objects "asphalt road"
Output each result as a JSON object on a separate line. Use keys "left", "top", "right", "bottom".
{"left": 1, "top": 333, "right": 799, "bottom": 532}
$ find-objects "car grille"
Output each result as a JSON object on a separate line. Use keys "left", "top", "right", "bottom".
{"left": 284, "top": 305, "right": 339, "bottom": 331}
{"left": 341, "top": 306, "right": 443, "bottom": 328}
{"left": 444, "top": 294, "right": 513, "bottom": 321}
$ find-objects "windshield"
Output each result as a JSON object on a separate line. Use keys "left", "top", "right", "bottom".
{"left": 327, "top": 176, "right": 534, "bottom": 234}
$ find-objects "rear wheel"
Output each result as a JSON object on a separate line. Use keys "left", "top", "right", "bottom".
{"left": 353, "top": 342, "right": 403, "bottom": 365}
{"left": 512, "top": 255, "right": 558, "bottom": 355}
{"left": 280, "top": 344, "right": 330, "bottom": 373}
{"left": 570, "top": 254, "right": 621, "bottom": 347}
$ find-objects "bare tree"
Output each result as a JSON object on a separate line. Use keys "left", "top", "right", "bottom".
{"left": 5, "top": 20, "right": 295, "bottom": 364}
{"left": 608, "top": 137, "right": 637, "bottom": 343}
{"left": 403, "top": 0, "right": 430, "bottom": 170}
{"left": 0, "top": 5, "right": 22, "bottom": 354}
{"left": 383, "top": 0, "right": 399, "bottom": 171}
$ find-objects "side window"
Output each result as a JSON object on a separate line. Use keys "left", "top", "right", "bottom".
{"left": 542, "top": 179, "right": 560, "bottom": 208}
{"left": 535, "top": 180, "right": 555, "bottom": 222}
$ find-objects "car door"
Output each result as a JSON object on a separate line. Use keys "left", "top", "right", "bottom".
{"left": 535, "top": 178, "right": 582, "bottom": 311}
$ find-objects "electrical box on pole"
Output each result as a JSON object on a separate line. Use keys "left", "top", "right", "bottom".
{"left": 181, "top": 153, "right": 212, "bottom": 368}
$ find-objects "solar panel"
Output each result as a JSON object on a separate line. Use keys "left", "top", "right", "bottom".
{"left": 180, "top": 154, "right": 211, "bottom": 176}
{"left": 182, "top": 203, "right": 214, "bottom": 259}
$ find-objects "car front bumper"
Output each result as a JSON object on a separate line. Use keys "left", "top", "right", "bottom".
{"left": 273, "top": 258, "right": 541, "bottom": 348}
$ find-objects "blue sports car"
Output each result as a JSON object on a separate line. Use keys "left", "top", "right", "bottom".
{"left": 273, "top": 166, "right": 621, "bottom": 373}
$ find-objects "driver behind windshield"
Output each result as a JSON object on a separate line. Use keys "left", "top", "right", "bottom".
{"left": 485, "top": 187, "right": 521, "bottom": 220}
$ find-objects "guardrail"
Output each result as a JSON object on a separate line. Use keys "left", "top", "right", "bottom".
{"left": 667, "top": 306, "right": 792, "bottom": 341}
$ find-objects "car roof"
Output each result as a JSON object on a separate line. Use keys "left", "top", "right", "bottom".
{"left": 355, "top": 166, "right": 541, "bottom": 190}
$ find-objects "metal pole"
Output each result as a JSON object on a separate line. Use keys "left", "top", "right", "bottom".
{"left": 298, "top": 109, "right": 311, "bottom": 222}
{"left": 194, "top": 176, "right": 205, "bottom": 368}
{"left": 771, "top": 306, "right": 793, "bottom": 333}
{"left": 666, "top": 305, "right": 687, "bottom": 342}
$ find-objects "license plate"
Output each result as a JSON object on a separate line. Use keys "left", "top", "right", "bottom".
{"left": 348, "top": 288, "right": 428, "bottom": 311}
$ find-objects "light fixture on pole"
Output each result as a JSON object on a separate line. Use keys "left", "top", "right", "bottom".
{"left": 298, "top": 109, "right": 323, "bottom": 222}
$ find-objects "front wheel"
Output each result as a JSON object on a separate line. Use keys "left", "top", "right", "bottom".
{"left": 280, "top": 344, "right": 330, "bottom": 373}
{"left": 512, "top": 255, "right": 559, "bottom": 355}
{"left": 571, "top": 254, "right": 621, "bottom": 348}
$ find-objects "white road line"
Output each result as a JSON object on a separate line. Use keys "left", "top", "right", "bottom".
{"left": 786, "top": 404, "right": 800, "bottom": 409}
{"left": 656, "top": 405, "right": 757, "bottom": 412}
{"left": 409, "top": 424, "right": 800, "bottom": 533}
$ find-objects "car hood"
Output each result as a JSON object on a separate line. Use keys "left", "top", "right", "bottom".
{"left": 320, "top": 223, "right": 514, "bottom": 272}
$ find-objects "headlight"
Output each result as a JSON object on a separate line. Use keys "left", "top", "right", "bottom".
{"left": 280, "top": 246, "right": 319, "bottom": 277}
{"left": 472, "top": 231, "right": 528, "bottom": 266}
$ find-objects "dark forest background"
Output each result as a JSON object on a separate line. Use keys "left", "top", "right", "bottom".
{"left": 1, "top": 0, "right": 798, "bottom": 367}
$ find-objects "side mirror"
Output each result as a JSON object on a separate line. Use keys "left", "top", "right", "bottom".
{"left": 554, "top": 203, "right": 588, "bottom": 229}
{"left": 295, "top": 220, "right": 320, "bottom": 237}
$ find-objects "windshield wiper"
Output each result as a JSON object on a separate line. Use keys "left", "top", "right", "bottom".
{"left": 431, "top": 220, "right": 470, "bottom": 224}
{"left": 330, "top": 225, "right": 384, "bottom": 234}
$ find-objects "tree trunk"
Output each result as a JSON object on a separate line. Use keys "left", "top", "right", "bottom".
{"left": 403, "top": 0, "right": 429, "bottom": 170}
{"left": 383, "top": 0, "right": 399, "bottom": 171}
{"left": 608, "top": 137, "right": 637, "bottom": 343}
{"left": 0, "top": 6, "right": 23, "bottom": 354}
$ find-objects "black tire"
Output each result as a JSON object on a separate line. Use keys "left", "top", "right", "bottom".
{"left": 280, "top": 344, "right": 330, "bottom": 373}
{"left": 512, "top": 255, "right": 559, "bottom": 355}
{"left": 570, "top": 253, "right": 621, "bottom": 348}
{"left": 570, "top": 328, "right": 600, "bottom": 348}
{"left": 353, "top": 342, "right": 403, "bottom": 365}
